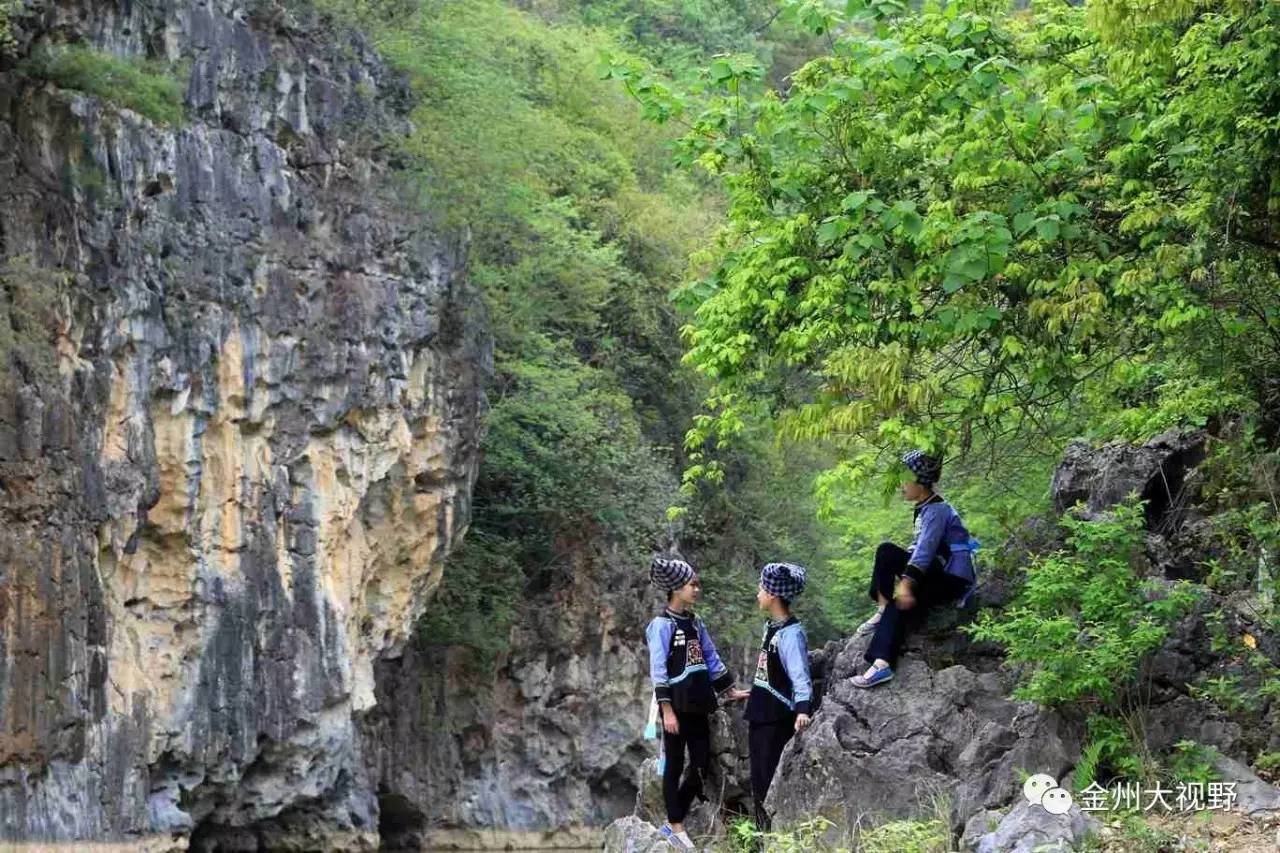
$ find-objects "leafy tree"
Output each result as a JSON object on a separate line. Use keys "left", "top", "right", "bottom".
{"left": 610, "top": 0, "right": 1280, "bottom": 487}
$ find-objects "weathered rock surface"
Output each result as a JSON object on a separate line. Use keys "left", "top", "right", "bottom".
{"left": 602, "top": 815, "right": 669, "bottom": 853}
{"left": 963, "top": 800, "right": 1099, "bottom": 853}
{"left": 363, "top": 542, "right": 754, "bottom": 847}
{"left": 767, "top": 655, "right": 1082, "bottom": 834}
{"left": 1211, "top": 755, "right": 1280, "bottom": 817}
{"left": 1051, "top": 430, "right": 1206, "bottom": 525}
{"left": 1051, "top": 431, "right": 1280, "bottom": 760}
{"left": 0, "top": 0, "right": 486, "bottom": 847}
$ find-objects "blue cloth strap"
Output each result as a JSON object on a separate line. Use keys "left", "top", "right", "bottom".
{"left": 751, "top": 678, "right": 796, "bottom": 710}
{"left": 668, "top": 664, "right": 708, "bottom": 685}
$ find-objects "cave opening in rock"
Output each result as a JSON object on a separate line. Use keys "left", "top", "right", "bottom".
{"left": 377, "top": 791, "right": 427, "bottom": 850}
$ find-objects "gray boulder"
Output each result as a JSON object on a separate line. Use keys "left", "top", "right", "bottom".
{"left": 1212, "top": 755, "right": 1280, "bottom": 817}
{"left": 767, "top": 656, "right": 1081, "bottom": 833}
{"left": 963, "top": 799, "right": 1099, "bottom": 853}
{"left": 1051, "top": 430, "right": 1205, "bottom": 525}
{"left": 603, "top": 816, "right": 671, "bottom": 853}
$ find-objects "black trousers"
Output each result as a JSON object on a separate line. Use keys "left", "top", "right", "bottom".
{"left": 864, "top": 542, "right": 968, "bottom": 666}
{"left": 662, "top": 710, "right": 711, "bottom": 824}
{"left": 748, "top": 720, "right": 794, "bottom": 830}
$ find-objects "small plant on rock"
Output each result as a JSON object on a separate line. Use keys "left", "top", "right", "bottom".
{"left": 967, "top": 499, "right": 1198, "bottom": 707}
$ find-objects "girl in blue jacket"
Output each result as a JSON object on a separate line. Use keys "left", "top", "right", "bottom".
{"left": 744, "top": 562, "right": 813, "bottom": 831}
{"left": 646, "top": 557, "right": 749, "bottom": 849}
{"left": 853, "top": 450, "right": 977, "bottom": 688}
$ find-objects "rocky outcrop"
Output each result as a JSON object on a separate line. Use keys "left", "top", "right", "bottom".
{"left": 1051, "top": 431, "right": 1280, "bottom": 760}
{"left": 962, "top": 800, "right": 1099, "bottom": 853}
{"left": 364, "top": 543, "right": 689, "bottom": 848}
{"left": 1051, "top": 429, "right": 1206, "bottom": 525}
{"left": 601, "top": 815, "right": 669, "bottom": 853}
{"left": 0, "top": 0, "right": 487, "bottom": 847}
{"left": 767, "top": 655, "right": 1082, "bottom": 838}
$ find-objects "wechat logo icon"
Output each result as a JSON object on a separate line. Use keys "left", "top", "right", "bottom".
{"left": 1023, "top": 773, "right": 1073, "bottom": 815}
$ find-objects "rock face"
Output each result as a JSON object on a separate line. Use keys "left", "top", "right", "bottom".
{"left": 0, "top": 0, "right": 487, "bottom": 847}
{"left": 364, "top": 545, "right": 695, "bottom": 847}
{"left": 962, "top": 800, "right": 1099, "bottom": 853}
{"left": 1051, "top": 431, "right": 1280, "bottom": 760}
{"left": 1051, "top": 430, "right": 1206, "bottom": 524}
{"left": 767, "top": 655, "right": 1082, "bottom": 838}
{"left": 601, "top": 815, "right": 668, "bottom": 853}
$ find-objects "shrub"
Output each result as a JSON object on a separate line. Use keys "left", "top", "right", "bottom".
{"left": 967, "top": 499, "right": 1198, "bottom": 707}
{"left": 21, "top": 44, "right": 186, "bottom": 125}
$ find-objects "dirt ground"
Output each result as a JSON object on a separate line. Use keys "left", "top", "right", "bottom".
{"left": 1089, "top": 811, "right": 1280, "bottom": 852}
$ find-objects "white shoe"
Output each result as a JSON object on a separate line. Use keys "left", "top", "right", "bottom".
{"left": 856, "top": 610, "right": 883, "bottom": 636}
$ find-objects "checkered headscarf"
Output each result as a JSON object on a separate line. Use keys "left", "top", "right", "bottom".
{"left": 902, "top": 449, "right": 942, "bottom": 487}
{"left": 650, "top": 557, "right": 695, "bottom": 592}
{"left": 760, "top": 562, "right": 807, "bottom": 600}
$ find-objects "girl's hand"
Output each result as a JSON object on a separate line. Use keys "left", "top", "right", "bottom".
{"left": 727, "top": 687, "right": 751, "bottom": 702}
{"left": 662, "top": 704, "right": 680, "bottom": 734}
{"left": 894, "top": 577, "right": 918, "bottom": 611}
{"left": 795, "top": 714, "right": 811, "bottom": 732}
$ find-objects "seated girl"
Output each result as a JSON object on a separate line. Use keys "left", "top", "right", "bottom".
{"left": 852, "top": 449, "right": 977, "bottom": 688}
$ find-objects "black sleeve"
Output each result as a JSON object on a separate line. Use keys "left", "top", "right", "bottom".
{"left": 795, "top": 699, "right": 812, "bottom": 715}
{"left": 711, "top": 671, "right": 735, "bottom": 693}
{"left": 655, "top": 684, "right": 672, "bottom": 703}
{"left": 903, "top": 564, "right": 927, "bottom": 584}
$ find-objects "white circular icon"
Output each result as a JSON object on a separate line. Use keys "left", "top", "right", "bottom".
{"left": 1022, "top": 773, "right": 1057, "bottom": 805}
{"left": 1041, "top": 787, "right": 1074, "bottom": 815}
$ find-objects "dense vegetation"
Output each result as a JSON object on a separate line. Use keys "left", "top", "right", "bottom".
{"left": 617, "top": 0, "right": 1279, "bottom": 473}
{"left": 610, "top": 0, "right": 1280, "bottom": 806}
{"left": 308, "top": 0, "right": 853, "bottom": 653}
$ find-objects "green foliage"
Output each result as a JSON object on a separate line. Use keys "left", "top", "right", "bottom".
{"left": 416, "top": 530, "right": 526, "bottom": 663}
{"left": 677, "top": 426, "right": 844, "bottom": 647}
{"left": 723, "top": 816, "right": 841, "bottom": 853}
{"left": 583, "top": 0, "right": 820, "bottom": 86}
{"left": 20, "top": 45, "right": 186, "bottom": 125}
{"left": 1189, "top": 673, "right": 1256, "bottom": 714}
{"left": 0, "top": 0, "right": 15, "bottom": 56}
{"left": 1074, "top": 718, "right": 1218, "bottom": 795}
{"left": 1253, "top": 751, "right": 1280, "bottom": 782}
{"left": 858, "top": 817, "right": 949, "bottom": 853}
{"left": 613, "top": 0, "right": 1280, "bottom": 489}
{"left": 1164, "top": 739, "right": 1219, "bottom": 786}
{"left": 1074, "top": 713, "right": 1148, "bottom": 792}
{"left": 1194, "top": 426, "right": 1280, "bottom": 602}
{"left": 1078, "top": 813, "right": 1182, "bottom": 853}
{"left": 724, "top": 798, "right": 951, "bottom": 850}
{"left": 318, "top": 0, "right": 843, "bottom": 655}
{"left": 967, "top": 500, "right": 1197, "bottom": 707}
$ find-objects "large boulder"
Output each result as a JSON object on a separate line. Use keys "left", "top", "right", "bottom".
{"left": 962, "top": 800, "right": 1099, "bottom": 853}
{"left": 602, "top": 816, "right": 669, "bottom": 853}
{"left": 1051, "top": 430, "right": 1206, "bottom": 524}
{"left": 1211, "top": 755, "right": 1280, "bottom": 817}
{"left": 767, "top": 654, "right": 1082, "bottom": 835}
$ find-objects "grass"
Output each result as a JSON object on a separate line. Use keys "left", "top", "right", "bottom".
{"left": 21, "top": 44, "right": 186, "bottom": 125}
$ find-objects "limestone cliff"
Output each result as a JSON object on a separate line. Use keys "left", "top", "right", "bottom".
{"left": 0, "top": 0, "right": 487, "bottom": 847}
{"left": 366, "top": 542, "right": 663, "bottom": 849}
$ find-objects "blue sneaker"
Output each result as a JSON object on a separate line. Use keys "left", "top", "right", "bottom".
{"left": 852, "top": 664, "right": 894, "bottom": 688}
{"left": 659, "top": 825, "right": 693, "bottom": 849}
